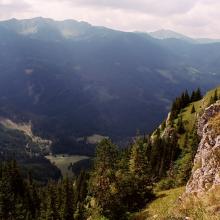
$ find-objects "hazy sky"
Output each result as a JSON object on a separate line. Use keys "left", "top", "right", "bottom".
{"left": 0, "top": 0, "right": 220, "bottom": 38}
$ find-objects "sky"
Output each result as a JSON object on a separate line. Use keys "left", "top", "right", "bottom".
{"left": 0, "top": 0, "right": 220, "bottom": 38}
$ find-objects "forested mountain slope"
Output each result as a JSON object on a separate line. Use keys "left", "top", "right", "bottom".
{"left": 0, "top": 18, "right": 220, "bottom": 154}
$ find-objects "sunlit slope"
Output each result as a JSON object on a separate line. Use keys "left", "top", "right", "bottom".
{"left": 176, "top": 86, "right": 220, "bottom": 148}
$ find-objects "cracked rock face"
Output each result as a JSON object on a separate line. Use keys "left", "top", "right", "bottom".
{"left": 186, "top": 101, "right": 220, "bottom": 194}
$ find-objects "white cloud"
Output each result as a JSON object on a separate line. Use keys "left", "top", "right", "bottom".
{"left": 0, "top": 0, "right": 220, "bottom": 38}
{"left": 69, "top": 0, "right": 197, "bottom": 16}
{"left": 0, "top": 0, "right": 31, "bottom": 18}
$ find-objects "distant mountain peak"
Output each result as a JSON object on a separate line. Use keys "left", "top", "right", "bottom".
{"left": 149, "top": 29, "right": 220, "bottom": 44}
{"left": 149, "top": 29, "right": 193, "bottom": 41}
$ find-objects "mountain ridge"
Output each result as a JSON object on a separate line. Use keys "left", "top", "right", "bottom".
{"left": 149, "top": 29, "right": 220, "bottom": 44}
{"left": 2, "top": 17, "right": 220, "bottom": 43}
{"left": 0, "top": 17, "right": 220, "bottom": 155}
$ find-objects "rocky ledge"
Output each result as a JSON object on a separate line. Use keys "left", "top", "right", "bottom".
{"left": 186, "top": 101, "right": 220, "bottom": 194}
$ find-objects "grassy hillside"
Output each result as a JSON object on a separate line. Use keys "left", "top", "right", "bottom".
{"left": 182, "top": 86, "right": 220, "bottom": 123}
{"left": 132, "top": 187, "right": 184, "bottom": 219}
{"left": 177, "top": 86, "right": 220, "bottom": 148}
{"left": 133, "top": 186, "right": 220, "bottom": 220}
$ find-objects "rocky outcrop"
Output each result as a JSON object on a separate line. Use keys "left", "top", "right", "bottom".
{"left": 186, "top": 101, "right": 220, "bottom": 194}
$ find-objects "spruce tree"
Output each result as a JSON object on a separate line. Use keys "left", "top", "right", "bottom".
{"left": 89, "top": 139, "right": 119, "bottom": 219}
{"left": 190, "top": 125, "right": 200, "bottom": 157}
{"left": 213, "top": 89, "right": 218, "bottom": 102}
{"left": 191, "top": 105, "right": 196, "bottom": 114}
{"left": 191, "top": 90, "right": 196, "bottom": 102}
{"left": 62, "top": 177, "right": 74, "bottom": 220}
{"left": 45, "top": 183, "right": 60, "bottom": 220}
{"left": 195, "top": 88, "right": 202, "bottom": 101}
{"left": 129, "top": 139, "right": 150, "bottom": 177}
{"left": 184, "top": 90, "right": 190, "bottom": 106}
{"left": 177, "top": 116, "right": 185, "bottom": 134}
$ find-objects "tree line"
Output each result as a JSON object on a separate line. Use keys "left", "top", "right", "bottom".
{"left": 0, "top": 160, "right": 88, "bottom": 220}
{"left": 170, "top": 88, "right": 202, "bottom": 120}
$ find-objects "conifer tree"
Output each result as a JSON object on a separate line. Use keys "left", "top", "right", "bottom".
{"left": 184, "top": 90, "right": 190, "bottom": 106}
{"left": 213, "top": 89, "right": 218, "bottom": 102}
{"left": 191, "top": 90, "right": 196, "bottom": 102}
{"left": 195, "top": 88, "right": 202, "bottom": 100}
{"left": 177, "top": 116, "right": 185, "bottom": 134}
{"left": 191, "top": 105, "right": 196, "bottom": 114}
{"left": 150, "top": 135, "right": 163, "bottom": 175}
{"left": 190, "top": 124, "right": 200, "bottom": 157}
{"left": 129, "top": 139, "right": 150, "bottom": 177}
{"left": 89, "top": 139, "right": 119, "bottom": 219}
{"left": 61, "top": 177, "right": 74, "bottom": 220}
{"left": 45, "top": 183, "right": 60, "bottom": 220}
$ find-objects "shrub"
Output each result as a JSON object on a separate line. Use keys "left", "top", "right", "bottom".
{"left": 155, "top": 177, "right": 176, "bottom": 191}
